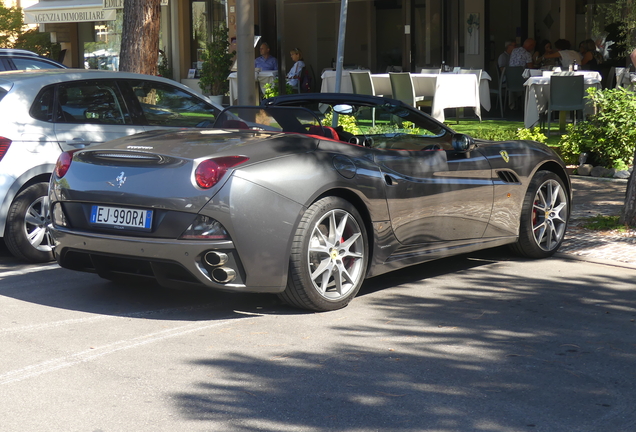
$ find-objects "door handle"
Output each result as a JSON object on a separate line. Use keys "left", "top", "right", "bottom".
{"left": 384, "top": 174, "right": 397, "bottom": 186}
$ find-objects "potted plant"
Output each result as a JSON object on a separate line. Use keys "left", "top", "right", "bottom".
{"left": 198, "top": 23, "right": 235, "bottom": 104}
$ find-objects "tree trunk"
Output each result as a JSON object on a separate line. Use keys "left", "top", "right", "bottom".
{"left": 621, "top": 148, "right": 636, "bottom": 226}
{"left": 119, "top": 0, "right": 161, "bottom": 75}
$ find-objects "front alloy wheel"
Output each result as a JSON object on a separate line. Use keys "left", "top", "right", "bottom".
{"left": 511, "top": 170, "right": 569, "bottom": 258}
{"left": 280, "top": 197, "right": 368, "bottom": 311}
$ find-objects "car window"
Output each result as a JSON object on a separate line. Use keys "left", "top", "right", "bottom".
{"left": 30, "top": 87, "right": 59, "bottom": 122}
{"left": 11, "top": 57, "right": 63, "bottom": 70}
{"left": 129, "top": 80, "right": 219, "bottom": 127}
{"left": 57, "top": 81, "right": 131, "bottom": 125}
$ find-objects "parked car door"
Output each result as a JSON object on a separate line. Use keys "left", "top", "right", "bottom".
{"left": 53, "top": 80, "right": 146, "bottom": 151}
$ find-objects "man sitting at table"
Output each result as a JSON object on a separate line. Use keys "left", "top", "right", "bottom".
{"left": 498, "top": 40, "right": 516, "bottom": 71}
{"left": 255, "top": 42, "right": 278, "bottom": 71}
{"left": 509, "top": 38, "right": 536, "bottom": 68}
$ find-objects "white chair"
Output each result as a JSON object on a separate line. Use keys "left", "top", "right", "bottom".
{"left": 418, "top": 67, "right": 441, "bottom": 74}
{"left": 350, "top": 71, "right": 379, "bottom": 96}
{"left": 389, "top": 72, "right": 434, "bottom": 110}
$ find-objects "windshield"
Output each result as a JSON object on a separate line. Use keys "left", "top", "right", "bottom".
{"left": 265, "top": 99, "right": 452, "bottom": 150}
{"left": 213, "top": 106, "right": 322, "bottom": 133}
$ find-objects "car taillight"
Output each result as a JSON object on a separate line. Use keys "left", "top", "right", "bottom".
{"left": 55, "top": 151, "right": 73, "bottom": 178}
{"left": 0, "top": 137, "right": 11, "bottom": 162}
{"left": 195, "top": 156, "right": 249, "bottom": 189}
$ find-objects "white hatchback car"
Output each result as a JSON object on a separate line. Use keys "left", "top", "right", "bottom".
{"left": 0, "top": 69, "right": 223, "bottom": 262}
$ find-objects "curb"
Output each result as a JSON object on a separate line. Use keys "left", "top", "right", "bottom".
{"left": 555, "top": 251, "right": 636, "bottom": 271}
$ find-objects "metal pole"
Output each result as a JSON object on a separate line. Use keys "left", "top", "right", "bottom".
{"left": 332, "top": 0, "right": 348, "bottom": 127}
{"left": 237, "top": 0, "right": 255, "bottom": 105}
{"left": 276, "top": 0, "right": 285, "bottom": 96}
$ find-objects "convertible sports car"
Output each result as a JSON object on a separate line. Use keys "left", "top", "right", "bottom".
{"left": 48, "top": 93, "right": 571, "bottom": 311}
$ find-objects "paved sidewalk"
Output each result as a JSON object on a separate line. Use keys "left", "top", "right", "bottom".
{"left": 559, "top": 176, "right": 636, "bottom": 268}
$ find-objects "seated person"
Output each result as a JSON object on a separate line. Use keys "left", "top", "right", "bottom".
{"left": 286, "top": 48, "right": 305, "bottom": 88}
{"left": 542, "top": 39, "right": 582, "bottom": 69}
{"left": 254, "top": 42, "right": 278, "bottom": 71}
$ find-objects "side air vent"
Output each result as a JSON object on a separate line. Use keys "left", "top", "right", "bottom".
{"left": 497, "top": 170, "right": 521, "bottom": 184}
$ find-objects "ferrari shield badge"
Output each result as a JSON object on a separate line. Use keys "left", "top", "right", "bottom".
{"left": 500, "top": 150, "right": 510, "bottom": 163}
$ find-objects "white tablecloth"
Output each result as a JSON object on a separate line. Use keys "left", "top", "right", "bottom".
{"left": 228, "top": 71, "right": 277, "bottom": 105}
{"left": 373, "top": 73, "right": 484, "bottom": 122}
{"left": 523, "top": 69, "right": 602, "bottom": 79}
{"left": 321, "top": 71, "right": 491, "bottom": 122}
{"left": 523, "top": 74, "right": 602, "bottom": 128}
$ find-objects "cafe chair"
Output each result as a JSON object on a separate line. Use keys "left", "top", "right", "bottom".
{"left": 350, "top": 71, "right": 379, "bottom": 96}
{"left": 418, "top": 67, "right": 441, "bottom": 74}
{"left": 350, "top": 71, "right": 380, "bottom": 125}
{"left": 490, "top": 67, "right": 505, "bottom": 118}
{"left": 502, "top": 66, "right": 525, "bottom": 110}
{"left": 546, "top": 74, "right": 585, "bottom": 136}
{"left": 389, "top": 72, "right": 434, "bottom": 110}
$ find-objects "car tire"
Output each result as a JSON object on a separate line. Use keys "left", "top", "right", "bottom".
{"left": 279, "top": 197, "right": 368, "bottom": 311}
{"left": 5, "top": 182, "right": 55, "bottom": 263}
{"left": 510, "top": 170, "right": 569, "bottom": 259}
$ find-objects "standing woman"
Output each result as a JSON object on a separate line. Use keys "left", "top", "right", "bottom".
{"left": 286, "top": 48, "right": 305, "bottom": 88}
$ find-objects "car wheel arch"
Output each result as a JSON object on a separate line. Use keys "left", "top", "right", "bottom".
{"left": 532, "top": 161, "right": 571, "bottom": 202}
{"left": 1, "top": 168, "right": 52, "bottom": 236}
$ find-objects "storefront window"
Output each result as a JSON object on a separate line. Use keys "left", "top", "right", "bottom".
{"left": 191, "top": 0, "right": 227, "bottom": 71}
{"left": 84, "top": 10, "right": 123, "bottom": 70}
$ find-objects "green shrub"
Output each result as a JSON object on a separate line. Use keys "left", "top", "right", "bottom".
{"left": 263, "top": 78, "right": 293, "bottom": 98}
{"left": 558, "top": 87, "right": 636, "bottom": 168}
{"left": 198, "top": 23, "right": 235, "bottom": 96}
{"left": 470, "top": 126, "right": 518, "bottom": 141}
{"left": 516, "top": 126, "right": 547, "bottom": 143}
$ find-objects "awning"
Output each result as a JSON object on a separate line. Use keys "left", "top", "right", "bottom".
{"left": 24, "top": 0, "right": 117, "bottom": 24}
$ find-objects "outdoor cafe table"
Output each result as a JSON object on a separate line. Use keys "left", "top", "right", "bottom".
{"left": 320, "top": 70, "right": 491, "bottom": 123}
{"left": 523, "top": 71, "right": 602, "bottom": 128}
{"left": 228, "top": 70, "right": 277, "bottom": 105}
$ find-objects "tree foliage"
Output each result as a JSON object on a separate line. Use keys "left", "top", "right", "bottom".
{"left": 14, "top": 29, "right": 60, "bottom": 59}
{"left": 594, "top": 0, "right": 636, "bottom": 55}
{"left": 0, "top": 4, "right": 24, "bottom": 48}
{"left": 119, "top": 0, "right": 161, "bottom": 75}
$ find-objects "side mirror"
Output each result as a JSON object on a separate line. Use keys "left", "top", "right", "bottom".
{"left": 452, "top": 133, "right": 475, "bottom": 152}
{"left": 333, "top": 104, "right": 354, "bottom": 115}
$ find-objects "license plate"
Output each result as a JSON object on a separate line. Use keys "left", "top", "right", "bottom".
{"left": 90, "top": 205, "right": 153, "bottom": 231}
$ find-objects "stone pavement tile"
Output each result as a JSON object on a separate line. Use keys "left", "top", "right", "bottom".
{"left": 559, "top": 176, "right": 636, "bottom": 267}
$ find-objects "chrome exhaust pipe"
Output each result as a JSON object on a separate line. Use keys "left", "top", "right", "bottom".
{"left": 211, "top": 267, "right": 236, "bottom": 284}
{"left": 204, "top": 251, "right": 228, "bottom": 267}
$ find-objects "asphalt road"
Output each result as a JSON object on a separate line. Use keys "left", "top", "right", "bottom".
{"left": 1, "top": 243, "right": 636, "bottom": 432}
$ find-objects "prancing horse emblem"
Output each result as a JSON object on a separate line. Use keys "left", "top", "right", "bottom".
{"left": 500, "top": 150, "right": 510, "bottom": 163}
{"left": 107, "top": 171, "right": 127, "bottom": 188}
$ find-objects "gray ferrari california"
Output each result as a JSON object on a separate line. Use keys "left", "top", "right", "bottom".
{"left": 48, "top": 93, "right": 571, "bottom": 311}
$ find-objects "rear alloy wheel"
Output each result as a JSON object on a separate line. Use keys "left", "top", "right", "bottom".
{"left": 511, "top": 170, "right": 569, "bottom": 259}
{"left": 5, "top": 182, "right": 54, "bottom": 263}
{"left": 280, "top": 197, "right": 368, "bottom": 311}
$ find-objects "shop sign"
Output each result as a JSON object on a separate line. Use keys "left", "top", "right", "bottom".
{"left": 104, "top": 0, "right": 168, "bottom": 9}
{"left": 25, "top": 7, "right": 117, "bottom": 23}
